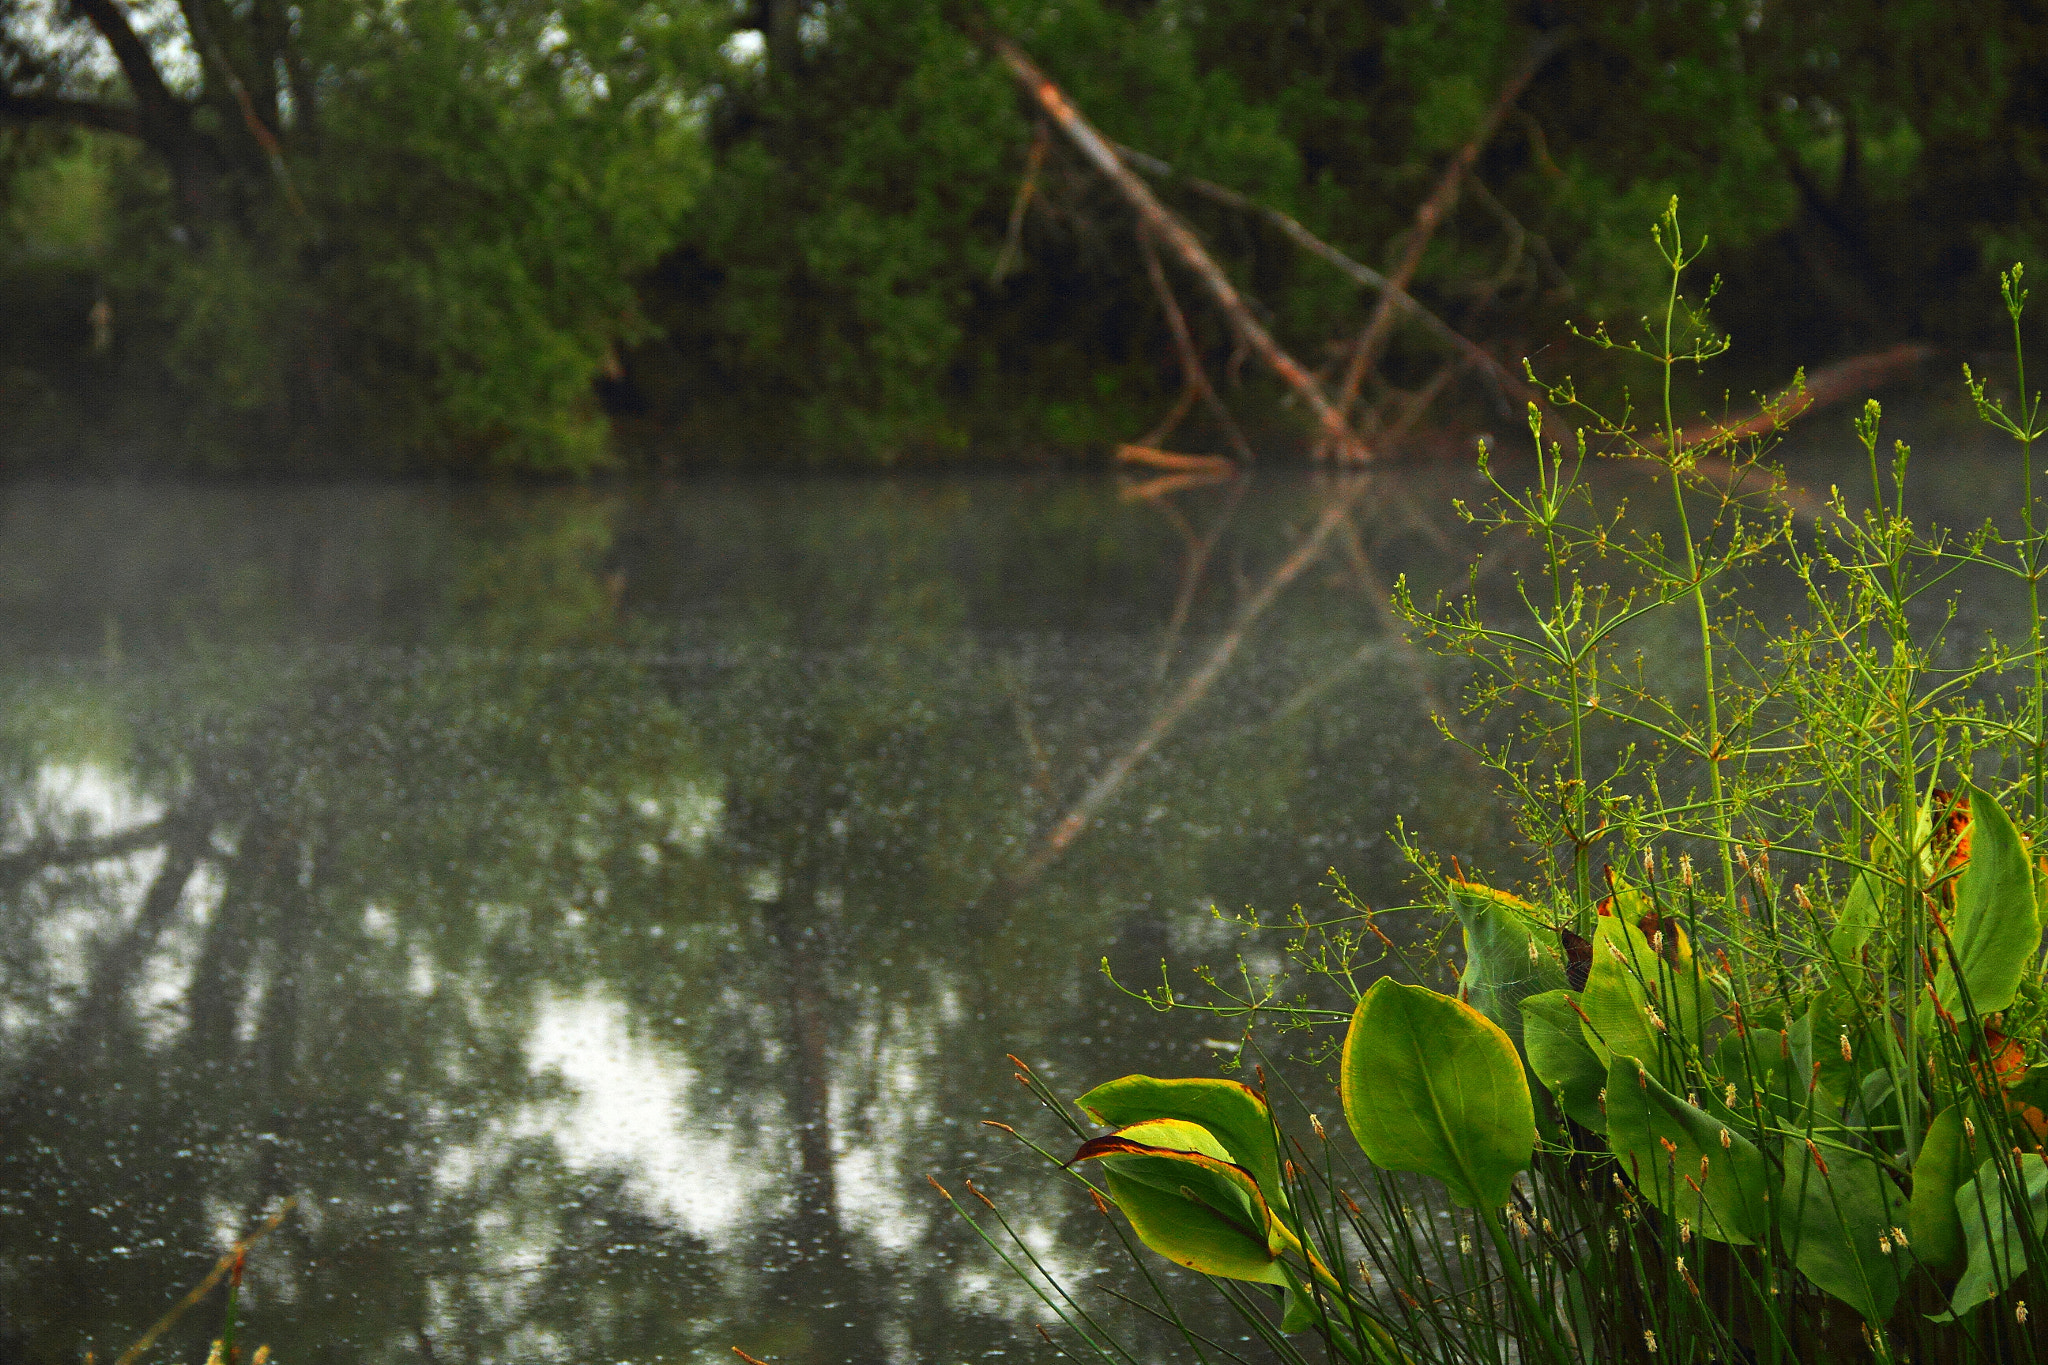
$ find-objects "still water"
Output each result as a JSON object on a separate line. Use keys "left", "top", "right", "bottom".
{"left": 0, "top": 450, "right": 2003, "bottom": 1364}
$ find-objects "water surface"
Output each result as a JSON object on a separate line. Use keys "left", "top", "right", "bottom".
{"left": 0, "top": 449, "right": 2007, "bottom": 1364}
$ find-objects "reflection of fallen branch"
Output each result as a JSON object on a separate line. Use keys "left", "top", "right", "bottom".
{"left": 1007, "top": 473, "right": 1380, "bottom": 890}
{"left": 1115, "top": 444, "right": 1236, "bottom": 476}
{"left": 986, "top": 34, "right": 1368, "bottom": 462}
{"left": 1151, "top": 475, "right": 1250, "bottom": 679}
{"left": 1679, "top": 341, "right": 1933, "bottom": 448}
{"left": 1007, "top": 359, "right": 1481, "bottom": 888}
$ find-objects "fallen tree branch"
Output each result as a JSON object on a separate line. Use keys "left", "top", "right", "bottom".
{"left": 1135, "top": 224, "right": 1256, "bottom": 462}
{"left": 1113, "top": 140, "right": 1534, "bottom": 416}
{"left": 985, "top": 33, "right": 1369, "bottom": 462}
{"left": 1115, "top": 445, "right": 1237, "bottom": 476}
{"left": 1332, "top": 30, "right": 1571, "bottom": 443}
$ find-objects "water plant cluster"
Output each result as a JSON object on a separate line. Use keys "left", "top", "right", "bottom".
{"left": 957, "top": 206, "right": 2048, "bottom": 1362}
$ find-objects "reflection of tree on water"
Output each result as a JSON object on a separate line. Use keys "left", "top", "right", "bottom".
{"left": 0, "top": 479, "right": 1505, "bottom": 1363}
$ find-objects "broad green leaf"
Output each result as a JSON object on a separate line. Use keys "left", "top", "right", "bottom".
{"left": 1605, "top": 1054, "right": 1770, "bottom": 1245}
{"left": 1781, "top": 1138, "right": 1907, "bottom": 1322}
{"left": 1073, "top": 1118, "right": 1295, "bottom": 1285}
{"left": 1908, "top": 1106, "right": 1970, "bottom": 1279}
{"left": 1942, "top": 1155, "right": 2048, "bottom": 1319}
{"left": 1713, "top": 1027, "right": 1794, "bottom": 1125}
{"left": 1935, "top": 783, "right": 2040, "bottom": 1021}
{"left": 1077, "top": 1075, "right": 1284, "bottom": 1203}
{"left": 1789, "top": 1003, "right": 1858, "bottom": 1121}
{"left": 1578, "top": 913, "right": 1699, "bottom": 1075}
{"left": 1341, "top": 978, "right": 1535, "bottom": 1209}
{"left": 1521, "top": 990, "right": 1607, "bottom": 1133}
{"left": 1830, "top": 870, "right": 1883, "bottom": 962}
{"left": 1450, "top": 880, "right": 1565, "bottom": 1045}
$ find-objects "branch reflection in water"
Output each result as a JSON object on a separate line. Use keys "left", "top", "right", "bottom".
{"left": 0, "top": 476, "right": 1504, "bottom": 1362}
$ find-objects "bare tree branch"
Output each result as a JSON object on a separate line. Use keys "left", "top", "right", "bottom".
{"left": 1113, "top": 140, "right": 1534, "bottom": 418}
{"left": 70, "top": 0, "right": 185, "bottom": 134}
{"left": 984, "top": 32, "right": 1370, "bottom": 462}
{"left": 1331, "top": 30, "right": 1571, "bottom": 442}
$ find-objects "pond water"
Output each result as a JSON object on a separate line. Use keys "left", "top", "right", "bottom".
{"left": 0, "top": 448, "right": 2019, "bottom": 1364}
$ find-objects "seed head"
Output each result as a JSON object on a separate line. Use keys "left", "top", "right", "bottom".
{"left": 2019, "top": 1301, "right": 2030, "bottom": 1325}
{"left": 1679, "top": 854, "right": 1694, "bottom": 886}
{"left": 1720, "top": 1127, "right": 1733, "bottom": 1149}
{"left": 1644, "top": 1329, "right": 1659, "bottom": 1354}
{"left": 1840, "top": 1033, "right": 1854, "bottom": 1063}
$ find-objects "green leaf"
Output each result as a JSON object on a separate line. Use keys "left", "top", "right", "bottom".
{"left": 1578, "top": 912, "right": 1699, "bottom": 1075}
{"left": 1073, "top": 1118, "right": 1296, "bottom": 1285}
{"left": 1935, "top": 783, "right": 2041, "bottom": 1021}
{"left": 1713, "top": 1027, "right": 1794, "bottom": 1125}
{"left": 1943, "top": 1155, "right": 2048, "bottom": 1319}
{"left": 1077, "top": 1075, "right": 1285, "bottom": 1205}
{"left": 1521, "top": 990, "right": 1607, "bottom": 1133}
{"left": 1341, "top": 978, "right": 1535, "bottom": 1209}
{"left": 1450, "top": 881, "right": 1565, "bottom": 1046}
{"left": 1604, "top": 1054, "right": 1770, "bottom": 1245}
{"left": 1781, "top": 1138, "right": 1907, "bottom": 1322}
{"left": 1830, "top": 870, "right": 1883, "bottom": 962}
{"left": 1908, "top": 1106, "right": 1971, "bottom": 1279}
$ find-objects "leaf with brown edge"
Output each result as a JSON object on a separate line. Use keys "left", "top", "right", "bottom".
{"left": 1075, "top": 1075, "right": 1285, "bottom": 1204}
{"left": 1930, "top": 782, "right": 2039, "bottom": 1024}
{"left": 1070, "top": 1117, "right": 1302, "bottom": 1285}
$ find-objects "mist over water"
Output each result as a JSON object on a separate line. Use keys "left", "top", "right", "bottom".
{"left": 0, "top": 447, "right": 2005, "bottom": 1363}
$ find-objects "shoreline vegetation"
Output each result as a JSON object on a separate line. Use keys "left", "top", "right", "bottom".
{"left": 1, "top": 4, "right": 2045, "bottom": 475}
{"left": 944, "top": 217, "right": 2048, "bottom": 1362}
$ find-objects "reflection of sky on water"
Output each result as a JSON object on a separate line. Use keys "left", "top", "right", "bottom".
{"left": 519, "top": 987, "right": 760, "bottom": 1237}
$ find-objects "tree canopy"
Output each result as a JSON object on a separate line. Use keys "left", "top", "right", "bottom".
{"left": 2, "top": 0, "right": 2046, "bottom": 470}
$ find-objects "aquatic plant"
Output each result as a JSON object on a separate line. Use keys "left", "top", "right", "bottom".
{"left": 957, "top": 206, "right": 2048, "bottom": 1362}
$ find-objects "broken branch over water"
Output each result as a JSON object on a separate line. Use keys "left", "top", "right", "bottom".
{"left": 985, "top": 33, "right": 1372, "bottom": 463}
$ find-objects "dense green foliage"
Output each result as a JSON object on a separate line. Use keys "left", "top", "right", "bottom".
{"left": 7, "top": 0, "right": 2048, "bottom": 468}
{"left": 0, "top": 0, "right": 715, "bottom": 470}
